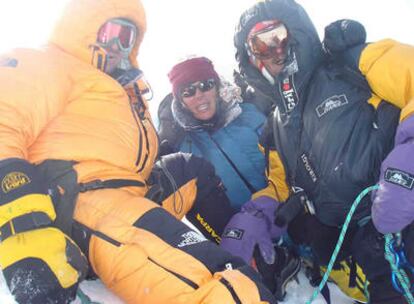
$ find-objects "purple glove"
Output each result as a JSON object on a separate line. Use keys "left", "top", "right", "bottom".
{"left": 220, "top": 196, "right": 286, "bottom": 265}
{"left": 372, "top": 116, "right": 414, "bottom": 234}
{"left": 242, "top": 196, "right": 286, "bottom": 238}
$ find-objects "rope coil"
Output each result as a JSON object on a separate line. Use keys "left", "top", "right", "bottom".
{"left": 306, "top": 185, "right": 378, "bottom": 304}
{"left": 306, "top": 184, "right": 414, "bottom": 303}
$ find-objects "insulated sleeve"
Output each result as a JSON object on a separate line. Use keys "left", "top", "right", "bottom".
{"left": 358, "top": 39, "right": 414, "bottom": 120}
{"left": 252, "top": 121, "right": 290, "bottom": 202}
{"left": 0, "top": 51, "right": 68, "bottom": 159}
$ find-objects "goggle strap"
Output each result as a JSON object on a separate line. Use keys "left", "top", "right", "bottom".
{"left": 97, "top": 54, "right": 103, "bottom": 71}
{"left": 91, "top": 45, "right": 108, "bottom": 72}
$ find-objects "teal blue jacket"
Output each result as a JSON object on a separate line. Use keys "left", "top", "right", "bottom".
{"left": 158, "top": 92, "right": 267, "bottom": 209}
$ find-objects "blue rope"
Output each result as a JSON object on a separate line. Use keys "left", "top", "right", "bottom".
{"left": 306, "top": 184, "right": 378, "bottom": 304}
{"left": 384, "top": 233, "right": 414, "bottom": 303}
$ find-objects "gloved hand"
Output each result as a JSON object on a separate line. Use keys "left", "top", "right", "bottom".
{"left": 274, "top": 187, "right": 310, "bottom": 227}
{"left": 0, "top": 159, "right": 88, "bottom": 303}
{"left": 372, "top": 115, "right": 414, "bottom": 234}
{"left": 242, "top": 196, "right": 286, "bottom": 238}
{"left": 0, "top": 227, "right": 88, "bottom": 304}
{"left": 220, "top": 196, "right": 285, "bottom": 265}
{"left": 323, "top": 19, "right": 366, "bottom": 55}
{"left": 159, "top": 139, "right": 175, "bottom": 156}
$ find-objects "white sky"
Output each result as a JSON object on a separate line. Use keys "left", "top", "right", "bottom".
{"left": 0, "top": 0, "right": 413, "bottom": 115}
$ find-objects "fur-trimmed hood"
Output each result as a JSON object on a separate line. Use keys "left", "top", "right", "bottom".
{"left": 171, "top": 78, "right": 243, "bottom": 131}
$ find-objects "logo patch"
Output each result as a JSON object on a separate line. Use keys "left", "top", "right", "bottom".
{"left": 2, "top": 172, "right": 31, "bottom": 193}
{"left": 385, "top": 168, "right": 414, "bottom": 190}
{"left": 279, "top": 76, "right": 299, "bottom": 113}
{"left": 0, "top": 57, "right": 18, "bottom": 67}
{"left": 316, "top": 94, "right": 348, "bottom": 118}
{"left": 223, "top": 228, "right": 244, "bottom": 240}
{"left": 177, "top": 231, "right": 207, "bottom": 248}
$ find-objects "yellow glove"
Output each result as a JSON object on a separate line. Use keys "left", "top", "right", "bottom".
{"left": 0, "top": 227, "right": 88, "bottom": 304}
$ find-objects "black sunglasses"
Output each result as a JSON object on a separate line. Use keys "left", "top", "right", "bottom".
{"left": 180, "top": 78, "right": 216, "bottom": 98}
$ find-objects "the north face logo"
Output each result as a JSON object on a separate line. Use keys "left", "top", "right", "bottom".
{"left": 316, "top": 94, "right": 348, "bottom": 118}
{"left": 385, "top": 168, "right": 414, "bottom": 190}
{"left": 223, "top": 228, "right": 244, "bottom": 240}
{"left": 177, "top": 231, "right": 207, "bottom": 248}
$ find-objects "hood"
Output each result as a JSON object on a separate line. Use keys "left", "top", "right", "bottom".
{"left": 48, "top": 0, "right": 146, "bottom": 69}
{"left": 234, "top": 0, "right": 323, "bottom": 111}
{"left": 172, "top": 78, "right": 242, "bottom": 131}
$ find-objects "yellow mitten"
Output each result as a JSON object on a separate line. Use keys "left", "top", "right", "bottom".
{"left": 0, "top": 227, "right": 88, "bottom": 304}
{"left": 0, "top": 159, "right": 88, "bottom": 303}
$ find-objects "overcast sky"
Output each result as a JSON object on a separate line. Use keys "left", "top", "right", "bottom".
{"left": 0, "top": 0, "right": 413, "bottom": 115}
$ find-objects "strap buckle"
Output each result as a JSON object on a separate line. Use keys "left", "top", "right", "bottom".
{"left": 0, "top": 212, "right": 51, "bottom": 241}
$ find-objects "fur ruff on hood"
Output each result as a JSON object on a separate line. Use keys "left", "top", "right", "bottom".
{"left": 171, "top": 78, "right": 243, "bottom": 131}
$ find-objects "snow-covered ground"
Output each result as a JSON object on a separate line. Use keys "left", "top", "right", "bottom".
{"left": 0, "top": 267, "right": 355, "bottom": 304}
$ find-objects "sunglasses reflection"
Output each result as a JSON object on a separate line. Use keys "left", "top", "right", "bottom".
{"left": 180, "top": 78, "right": 216, "bottom": 98}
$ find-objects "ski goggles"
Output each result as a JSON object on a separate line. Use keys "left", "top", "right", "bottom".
{"left": 180, "top": 78, "right": 216, "bottom": 98}
{"left": 247, "top": 23, "right": 289, "bottom": 61}
{"left": 97, "top": 18, "right": 137, "bottom": 52}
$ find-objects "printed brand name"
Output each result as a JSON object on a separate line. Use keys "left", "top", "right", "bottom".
{"left": 316, "top": 94, "right": 348, "bottom": 118}
{"left": 301, "top": 153, "right": 318, "bottom": 183}
{"left": 385, "top": 168, "right": 414, "bottom": 190}
{"left": 280, "top": 77, "right": 298, "bottom": 113}
{"left": 2, "top": 172, "right": 31, "bottom": 193}
{"left": 196, "top": 213, "right": 221, "bottom": 243}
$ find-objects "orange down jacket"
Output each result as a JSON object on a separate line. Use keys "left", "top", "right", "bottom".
{"left": 0, "top": 0, "right": 273, "bottom": 303}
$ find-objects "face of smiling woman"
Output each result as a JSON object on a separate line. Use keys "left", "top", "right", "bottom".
{"left": 181, "top": 82, "right": 218, "bottom": 121}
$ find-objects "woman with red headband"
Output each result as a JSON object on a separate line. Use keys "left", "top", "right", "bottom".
{"left": 159, "top": 56, "right": 267, "bottom": 210}
{"left": 158, "top": 56, "right": 301, "bottom": 300}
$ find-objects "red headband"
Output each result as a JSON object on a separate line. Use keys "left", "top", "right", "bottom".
{"left": 168, "top": 57, "right": 220, "bottom": 98}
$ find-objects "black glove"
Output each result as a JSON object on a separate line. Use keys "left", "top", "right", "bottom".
{"left": 274, "top": 188, "right": 311, "bottom": 227}
{"left": 402, "top": 223, "right": 414, "bottom": 266}
{"left": 323, "top": 19, "right": 366, "bottom": 55}
{"left": 158, "top": 139, "right": 175, "bottom": 156}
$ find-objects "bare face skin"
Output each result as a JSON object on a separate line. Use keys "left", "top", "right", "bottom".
{"left": 181, "top": 84, "right": 217, "bottom": 121}
{"left": 103, "top": 43, "right": 125, "bottom": 74}
{"left": 261, "top": 46, "right": 287, "bottom": 77}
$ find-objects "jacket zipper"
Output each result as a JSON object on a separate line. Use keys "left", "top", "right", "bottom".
{"left": 130, "top": 94, "right": 153, "bottom": 173}
{"left": 148, "top": 257, "right": 199, "bottom": 289}
{"left": 130, "top": 101, "right": 144, "bottom": 170}
{"left": 219, "top": 277, "right": 242, "bottom": 304}
{"left": 137, "top": 113, "right": 150, "bottom": 173}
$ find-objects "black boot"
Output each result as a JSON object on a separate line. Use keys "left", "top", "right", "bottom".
{"left": 254, "top": 245, "right": 301, "bottom": 301}
{"left": 369, "top": 274, "right": 409, "bottom": 304}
